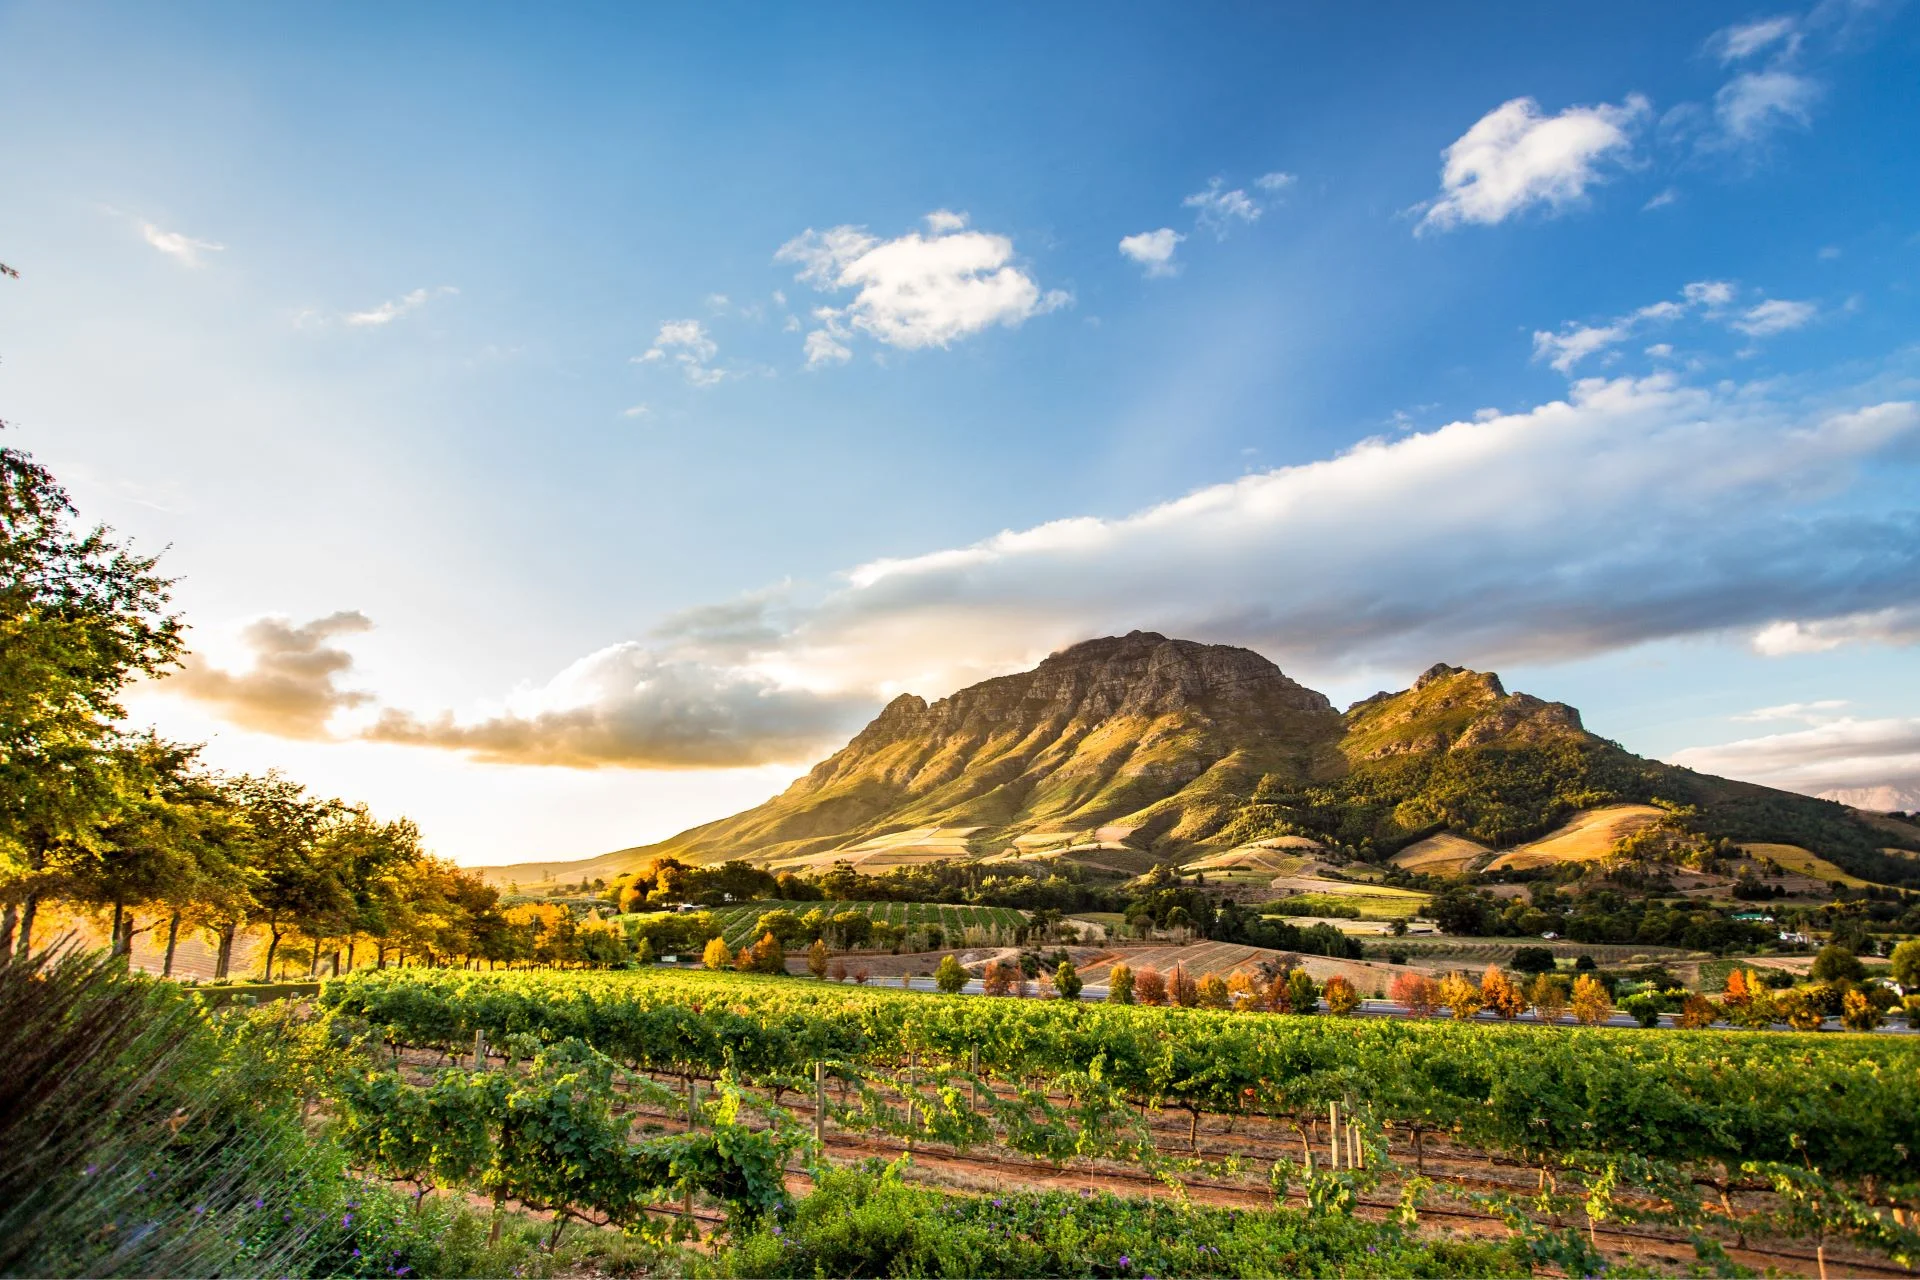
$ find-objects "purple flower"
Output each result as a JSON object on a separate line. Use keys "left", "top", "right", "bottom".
{"left": 772, "top": 1225, "right": 783, "bottom": 1236}
{"left": 83, "top": 1164, "right": 98, "bottom": 1177}
{"left": 353, "top": 1249, "right": 363, "bottom": 1259}
{"left": 1118, "top": 1256, "right": 1131, "bottom": 1269}
{"left": 342, "top": 1213, "right": 354, "bottom": 1227}
{"left": 993, "top": 1199, "right": 1003, "bottom": 1208}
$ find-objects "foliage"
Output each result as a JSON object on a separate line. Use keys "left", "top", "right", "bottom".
{"left": 934, "top": 953, "right": 968, "bottom": 994}
{"left": 691, "top": 1164, "right": 1527, "bottom": 1279}
{"left": 1811, "top": 944, "right": 1867, "bottom": 984}
{"left": 1106, "top": 962, "right": 1133, "bottom": 1004}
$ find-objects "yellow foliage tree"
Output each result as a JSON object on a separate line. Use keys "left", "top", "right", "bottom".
{"left": 1676, "top": 993, "right": 1721, "bottom": 1029}
{"left": 1480, "top": 966, "right": 1527, "bottom": 1020}
{"left": 1196, "top": 973, "right": 1230, "bottom": 1009}
{"left": 1439, "top": 972, "right": 1484, "bottom": 1020}
{"left": 1226, "top": 970, "right": 1262, "bottom": 1011}
{"left": 1323, "top": 975, "right": 1360, "bottom": 1015}
{"left": 701, "top": 936, "right": 731, "bottom": 970}
{"left": 1571, "top": 974, "right": 1612, "bottom": 1026}
{"left": 1529, "top": 973, "right": 1569, "bottom": 1024}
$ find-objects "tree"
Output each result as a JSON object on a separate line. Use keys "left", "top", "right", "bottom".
{"left": 754, "top": 909, "right": 803, "bottom": 947}
{"left": 1323, "top": 975, "right": 1360, "bottom": 1015}
{"left": 0, "top": 444, "right": 183, "bottom": 958}
{"left": 1508, "top": 946, "right": 1556, "bottom": 975}
{"left": 1226, "top": 970, "right": 1261, "bottom": 1010}
{"left": 1810, "top": 944, "right": 1866, "bottom": 985}
{"left": 1570, "top": 974, "right": 1612, "bottom": 1026}
{"left": 1480, "top": 966, "right": 1528, "bottom": 1019}
{"left": 1134, "top": 967, "right": 1166, "bottom": 1006}
{"left": 748, "top": 931, "right": 785, "bottom": 975}
{"left": 1170, "top": 965, "right": 1199, "bottom": 1008}
{"left": 1840, "top": 988, "right": 1882, "bottom": 1032}
{"left": 1195, "top": 972, "right": 1229, "bottom": 1009}
{"left": 1890, "top": 938, "right": 1920, "bottom": 991}
{"left": 934, "top": 953, "right": 967, "bottom": 994}
{"left": 1439, "top": 972, "right": 1484, "bottom": 1020}
{"left": 1676, "top": 993, "right": 1720, "bottom": 1029}
{"left": 1107, "top": 962, "right": 1134, "bottom": 1004}
{"left": 1529, "top": 973, "right": 1569, "bottom": 1023}
{"left": 1285, "top": 967, "right": 1317, "bottom": 1015}
{"left": 228, "top": 774, "right": 348, "bottom": 979}
{"left": 807, "top": 939, "right": 830, "bottom": 980}
{"left": 1391, "top": 971, "right": 1439, "bottom": 1017}
{"left": 1052, "top": 957, "right": 1083, "bottom": 1001}
{"left": 701, "top": 937, "right": 732, "bottom": 970}
{"left": 982, "top": 959, "right": 1014, "bottom": 996}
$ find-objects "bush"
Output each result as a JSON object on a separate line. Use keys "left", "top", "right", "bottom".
{"left": 702, "top": 937, "right": 733, "bottom": 970}
{"left": 1509, "top": 946, "right": 1556, "bottom": 975}
{"left": 935, "top": 954, "right": 969, "bottom": 994}
{"left": 1322, "top": 975, "right": 1360, "bottom": 1015}
{"left": 1107, "top": 962, "right": 1134, "bottom": 1004}
{"left": 1053, "top": 958, "right": 1084, "bottom": 1001}
{"left": 1811, "top": 944, "right": 1867, "bottom": 984}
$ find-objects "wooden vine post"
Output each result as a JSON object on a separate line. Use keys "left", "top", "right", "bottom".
{"left": 813, "top": 1061, "right": 826, "bottom": 1146}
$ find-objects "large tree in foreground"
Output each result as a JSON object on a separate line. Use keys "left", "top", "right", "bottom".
{"left": 0, "top": 443, "right": 182, "bottom": 957}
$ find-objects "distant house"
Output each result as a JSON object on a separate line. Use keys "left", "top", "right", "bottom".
{"left": 1778, "top": 930, "right": 1811, "bottom": 945}
{"left": 1733, "top": 911, "right": 1775, "bottom": 924}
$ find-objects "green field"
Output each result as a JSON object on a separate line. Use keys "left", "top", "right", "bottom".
{"left": 709, "top": 899, "right": 1028, "bottom": 948}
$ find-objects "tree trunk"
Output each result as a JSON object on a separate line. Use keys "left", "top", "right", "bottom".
{"left": 214, "top": 923, "right": 235, "bottom": 979}
{"left": 346, "top": 938, "right": 357, "bottom": 971}
{"left": 110, "top": 900, "right": 126, "bottom": 957}
{"left": 264, "top": 924, "right": 282, "bottom": 981}
{"left": 162, "top": 912, "right": 181, "bottom": 977}
{"left": 1, "top": 902, "right": 17, "bottom": 957}
{"left": 15, "top": 892, "right": 40, "bottom": 960}
{"left": 331, "top": 948, "right": 341, "bottom": 977}
{"left": 308, "top": 939, "right": 322, "bottom": 978}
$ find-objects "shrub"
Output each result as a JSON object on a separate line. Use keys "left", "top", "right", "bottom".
{"left": 1226, "top": 970, "right": 1262, "bottom": 1010}
{"left": 1107, "top": 963, "right": 1134, "bottom": 1004}
{"left": 702, "top": 937, "right": 732, "bottom": 970}
{"left": 1134, "top": 968, "right": 1166, "bottom": 1006}
{"left": 982, "top": 960, "right": 1015, "bottom": 997}
{"left": 935, "top": 954, "right": 969, "bottom": 994}
{"left": 1053, "top": 958, "right": 1084, "bottom": 1001}
{"left": 1322, "top": 975, "right": 1359, "bottom": 1015}
{"left": 830, "top": 957, "right": 849, "bottom": 982}
{"left": 853, "top": 966, "right": 871, "bottom": 985}
{"left": 748, "top": 931, "right": 786, "bottom": 975}
{"left": 1811, "top": 945, "right": 1867, "bottom": 985}
{"left": 1285, "top": 968, "right": 1318, "bottom": 1015}
{"left": 1676, "top": 993, "right": 1720, "bottom": 1029}
{"left": 1841, "top": 988, "right": 1882, "bottom": 1032}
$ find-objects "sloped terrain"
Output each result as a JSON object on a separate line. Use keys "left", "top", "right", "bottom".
{"left": 479, "top": 637, "right": 1920, "bottom": 890}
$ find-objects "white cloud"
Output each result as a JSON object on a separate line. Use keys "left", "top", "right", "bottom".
{"left": 1733, "top": 297, "right": 1816, "bottom": 336}
{"left": 1708, "top": 15, "right": 1802, "bottom": 62}
{"left": 1416, "top": 94, "right": 1649, "bottom": 233}
{"left": 1683, "top": 279, "right": 1736, "bottom": 308}
{"left": 636, "top": 318, "right": 728, "bottom": 384}
{"left": 1713, "top": 70, "right": 1821, "bottom": 145}
{"left": 802, "top": 329, "right": 851, "bottom": 368}
{"left": 1733, "top": 699, "right": 1850, "bottom": 722}
{"left": 1254, "top": 171, "right": 1297, "bottom": 193}
{"left": 924, "top": 209, "right": 969, "bottom": 233}
{"left": 1645, "top": 343, "right": 1674, "bottom": 358}
{"left": 1531, "top": 281, "right": 1730, "bottom": 372}
{"left": 1183, "top": 178, "right": 1263, "bottom": 236}
{"left": 1643, "top": 188, "right": 1678, "bottom": 210}
{"left": 1118, "top": 228, "right": 1186, "bottom": 277}
{"left": 1751, "top": 603, "right": 1920, "bottom": 655}
{"left": 141, "top": 222, "right": 224, "bottom": 267}
{"left": 346, "top": 286, "right": 457, "bottom": 328}
{"left": 1670, "top": 717, "right": 1920, "bottom": 811}
{"left": 347, "top": 367, "right": 1920, "bottom": 769}
{"left": 622, "top": 404, "right": 650, "bottom": 419}
{"left": 776, "top": 214, "right": 1067, "bottom": 362}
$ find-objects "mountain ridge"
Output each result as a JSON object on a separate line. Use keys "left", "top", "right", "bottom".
{"left": 475, "top": 633, "right": 1920, "bottom": 889}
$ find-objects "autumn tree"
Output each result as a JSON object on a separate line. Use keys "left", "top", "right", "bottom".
{"left": 1107, "top": 962, "right": 1134, "bottom": 1004}
{"left": 1133, "top": 967, "right": 1166, "bottom": 1006}
{"left": 1480, "top": 966, "right": 1528, "bottom": 1019}
{"left": 1570, "top": 974, "right": 1612, "bottom": 1026}
{"left": 701, "top": 936, "right": 732, "bottom": 970}
{"left": 1196, "top": 972, "right": 1229, "bottom": 1009}
{"left": 1053, "top": 957, "right": 1083, "bottom": 1000}
{"left": 1390, "top": 971, "right": 1439, "bottom": 1017}
{"left": 1286, "top": 967, "right": 1318, "bottom": 1015}
{"left": 1529, "top": 973, "right": 1569, "bottom": 1023}
{"left": 934, "top": 953, "right": 967, "bottom": 993}
{"left": 1440, "top": 972, "right": 1484, "bottom": 1020}
{"left": 1323, "top": 975, "right": 1360, "bottom": 1015}
{"left": 808, "top": 938, "right": 830, "bottom": 980}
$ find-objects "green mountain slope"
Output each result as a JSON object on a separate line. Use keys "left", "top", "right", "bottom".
{"left": 478, "top": 638, "right": 1920, "bottom": 889}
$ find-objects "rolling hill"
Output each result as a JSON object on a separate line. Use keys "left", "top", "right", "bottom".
{"left": 477, "top": 633, "right": 1920, "bottom": 890}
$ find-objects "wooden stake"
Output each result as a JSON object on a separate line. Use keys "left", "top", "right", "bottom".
{"left": 814, "top": 1061, "right": 826, "bottom": 1145}
{"left": 1329, "top": 1101, "right": 1341, "bottom": 1169}
{"left": 473, "top": 1029, "right": 487, "bottom": 1071}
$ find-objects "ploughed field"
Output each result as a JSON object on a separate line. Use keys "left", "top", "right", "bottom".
{"left": 320, "top": 967, "right": 1920, "bottom": 1276}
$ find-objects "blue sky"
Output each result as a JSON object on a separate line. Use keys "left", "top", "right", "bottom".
{"left": 4, "top": 1, "right": 1918, "bottom": 862}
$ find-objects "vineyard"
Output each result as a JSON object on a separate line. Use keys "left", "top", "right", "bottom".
{"left": 702, "top": 900, "right": 1028, "bottom": 949}
{"left": 318, "top": 966, "right": 1920, "bottom": 1275}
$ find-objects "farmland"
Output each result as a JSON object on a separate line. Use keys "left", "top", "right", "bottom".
{"left": 319, "top": 965, "right": 1920, "bottom": 1276}
{"left": 702, "top": 899, "right": 1027, "bottom": 949}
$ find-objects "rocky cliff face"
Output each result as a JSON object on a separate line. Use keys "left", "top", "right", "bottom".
{"left": 1341, "top": 662, "right": 1586, "bottom": 761}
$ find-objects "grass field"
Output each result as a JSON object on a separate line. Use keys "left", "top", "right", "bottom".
{"left": 1741, "top": 841, "right": 1874, "bottom": 888}
{"left": 1483, "top": 804, "right": 1665, "bottom": 871}
{"left": 1388, "top": 832, "right": 1492, "bottom": 875}
{"left": 1264, "top": 886, "right": 1430, "bottom": 920}
{"left": 709, "top": 899, "right": 1028, "bottom": 948}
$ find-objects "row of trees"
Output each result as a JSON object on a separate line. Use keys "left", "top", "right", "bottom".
{"left": 0, "top": 439, "right": 522, "bottom": 978}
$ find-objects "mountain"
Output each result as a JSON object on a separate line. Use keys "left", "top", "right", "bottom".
{"left": 477, "top": 633, "right": 1920, "bottom": 889}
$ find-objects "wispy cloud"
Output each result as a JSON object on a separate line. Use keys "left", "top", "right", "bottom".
{"left": 141, "top": 222, "right": 224, "bottom": 267}
{"left": 1732, "top": 297, "right": 1816, "bottom": 336}
{"left": 345, "top": 285, "right": 458, "bottom": 327}
{"left": 635, "top": 318, "right": 728, "bottom": 384}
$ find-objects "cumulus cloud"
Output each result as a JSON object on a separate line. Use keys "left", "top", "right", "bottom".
{"left": 1183, "top": 178, "right": 1263, "bottom": 236}
{"left": 1531, "top": 280, "right": 1736, "bottom": 372}
{"left": 141, "top": 223, "right": 223, "bottom": 267}
{"left": 1670, "top": 717, "right": 1920, "bottom": 811}
{"left": 363, "top": 643, "right": 866, "bottom": 769}
{"left": 1733, "top": 297, "right": 1817, "bottom": 336}
{"left": 1118, "top": 228, "right": 1185, "bottom": 277}
{"left": 346, "top": 286, "right": 457, "bottom": 327}
{"left": 776, "top": 213, "right": 1067, "bottom": 363}
{"left": 1713, "top": 70, "right": 1821, "bottom": 145}
{"left": 636, "top": 319, "right": 727, "bottom": 385}
{"left": 1416, "top": 95, "right": 1649, "bottom": 233}
{"left": 168, "top": 612, "right": 374, "bottom": 738}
